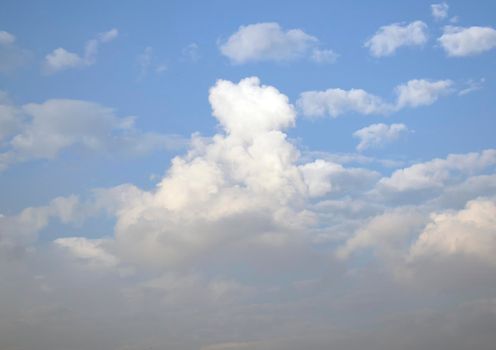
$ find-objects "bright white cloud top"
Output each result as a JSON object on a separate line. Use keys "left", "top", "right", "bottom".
{"left": 364, "top": 21, "right": 428, "bottom": 57}
{"left": 219, "top": 22, "right": 336, "bottom": 63}
{"left": 438, "top": 25, "right": 496, "bottom": 56}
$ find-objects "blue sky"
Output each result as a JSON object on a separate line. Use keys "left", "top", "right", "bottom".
{"left": 1, "top": 1, "right": 496, "bottom": 349}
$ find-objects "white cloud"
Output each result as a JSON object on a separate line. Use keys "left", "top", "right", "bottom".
{"left": 55, "top": 237, "right": 118, "bottom": 268}
{"left": 219, "top": 22, "right": 335, "bottom": 64}
{"left": 0, "top": 30, "right": 15, "bottom": 45}
{"left": 43, "top": 48, "right": 84, "bottom": 72}
{"left": 378, "top": 149, "right": 496, "bottom": 192}
{"left": 90, "top": 77, "right": 358, "bottom": 267}
{"left": 42, "top": 28, "right": 118, "bottom": 74}
{"left": 297, "top": 88, "right": 393, "bottom": 118}
{"left": 394, "top": 79, "right": 453, "bottom": 108}
{"left": 0, "top": 98, "right": 185, "bottom": 170}
{"left": 438, "top": 25, "right": 496, "bottom": 57}
{"left": 298, "top": 78, "right": 453, "bottom": 118}
{"left": 364, "top": 21, "right": 428, "bottom": 57}
{"left": 431, "top": 3, "right": 449, "bottom": 20}
{"left": 409, "top": 198, "right": 496, "bottom": 266}
{"left": 353, "top": 123, "right": 408, "bottom": 151}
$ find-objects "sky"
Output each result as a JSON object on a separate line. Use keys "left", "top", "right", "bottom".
{"left": 1, "top": 0, "right": 496, "bottom": 349}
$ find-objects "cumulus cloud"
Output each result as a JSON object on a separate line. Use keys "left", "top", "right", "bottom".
{"left": 409, "top": 198, "right": 496, "bottom": 265}
{"left": 0, "top": 98, "right": 185, "bottom": 170}
{"left": 353, "top": 123, "right": 408, "bottom": 151}
{"left": 219, "top": 22, "right": 335, "bottom": 64}
{"left": 297, "top": 78, "right": 453, "bottom": 118}
{"left": 438, "top": 25, "right": 496, "bottom": 56}
{"left": 100, "top": 77, "right": 346, "bottom": 266}
{"left": 378, "top": 149, "right": 496, "bottom": 192}
{"left": 394, "top": 79, "right": 453, "bottom": 108}
{"left": 364, "top": 21, "right": 428, "bottom": 57}
{"left": 431, "top": 2, "right": 449, "bottom": 20}
{"left": 42, "top": 28, "right": 118, "bottom": 74}
{"left": 2, "top": 77, "right": 496, "bottom": 350}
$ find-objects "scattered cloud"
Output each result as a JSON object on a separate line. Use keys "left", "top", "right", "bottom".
{"left": 0, "top": 30, "right": 31, "bottom": 73}
{"left": 377, "top": 149, "right": 496, "bottom": 192}
{"left": 42, "top": 28, "right": 118, "bottom": 74}
{"left": 0, "top": 97, "right": 186, "bottom": 171}
{"left": 364, "top": 21, "right": 428, "bottom": 57}
{"left": 438, "top": 25, "right": 496, "bottom": 56}
{"left": 219, "top": 22, "right": 335, "bottom": 64}
{"left": 353, "top": 123, "right": 408, "bottom": 151}
{"left": 394, "top": 78, "right": 453, "bottom": 108}
{"left": 182, "top": 42, "right": 200, "bottom": 62}
{"left": 297, "top": 78, "right": 453, "bottom": 118}
{"left": 459, "top": 78, "right": 485, "bottom": 95}
{"left": 0, "top": 30, "right": 15, "bottom": 45}
{"left": 431, "top": 2, "right": 449, "bottom": 21}
{"left": 137, "top": 46, "right": 167, "bottom": 79}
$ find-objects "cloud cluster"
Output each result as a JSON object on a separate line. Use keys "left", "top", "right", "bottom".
{"left": 42, "top": 28, "right": 118, "bottom": 74}
{"left": 219, "top": 22, "right": 336, "bottom": 64}
{"left": 364, "top": 21, "right": 428, "bottom": 57}
{"left": 297, "top": 78, "right": 453, "bottom": 118}
{"left": 2, "top": 78, "right": 496, "bottom": 350}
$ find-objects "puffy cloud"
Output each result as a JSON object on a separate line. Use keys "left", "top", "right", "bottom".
{"left": 394, "top": 79, "right": 453, "bottom": 108}
{"left": 409, "top": 198, "right": 496, "bottom": 265}
{"left": 219, "top": 22, "right": 335, "bottom": 64}
{"left": 0, "top": 98, "right": 185, "bottom": 170}
{"left": 297, "top": 88, "right": 393, "bottom": 118}
{"left": 297, "top": 78, "right": 453, "bottom": 118}
{"left": 42, "top": 28, "right": 118, "bottom": 74}
{"left": 438, "top": 26, "right": 496, "bottom": 57}
{"left": 431, "top": 2, "right": 449, "bottom": 20}
{"left": 353, "top": 123, "right": 408, "bottom": 151}
{"left": 378, "top": 149, "right": 496, "bottom": 192}
{"left": 85, "top": 77, "right": 363, "bottom": 267}
{"left": 364, "top": 21, "right": 428, "bottom": 57}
